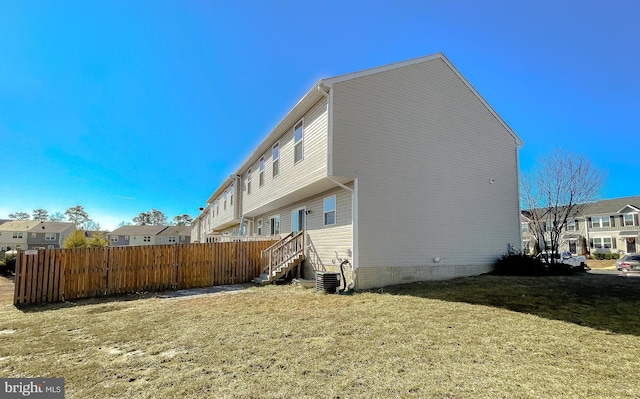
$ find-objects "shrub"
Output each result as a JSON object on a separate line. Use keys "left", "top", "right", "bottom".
{"left": 493, "top": 253, "right": 546, "bottom": 276}
{"left": 0, "top": 253, "right": 16, "bottom": 276}
{"left": 592, "top": 253, "right": 619, "bottom": 260}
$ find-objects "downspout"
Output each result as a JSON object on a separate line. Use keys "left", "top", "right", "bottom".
{"left": 328, "top": 177, "right": 359, "bottom": 291}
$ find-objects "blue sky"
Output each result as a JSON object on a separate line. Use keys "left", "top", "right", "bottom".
{"left": 1, "top": 1, "right": 638, "bottom": 230}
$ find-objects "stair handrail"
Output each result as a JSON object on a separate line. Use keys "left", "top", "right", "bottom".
{"left": 263, "top": 230, "right": 305, "bottom": 277}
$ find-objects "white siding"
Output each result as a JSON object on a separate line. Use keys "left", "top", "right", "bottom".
{"left": 251, "top": 185, "right": 353, "bottom": 280}
{"left": 331, "top": 56, "right": 521, "bottom": 287}
{"left": 208, "top": 184, "right": 238, "bottom": 231}
{"left": 242, "top": 98, "right": 329, "bottom": 215}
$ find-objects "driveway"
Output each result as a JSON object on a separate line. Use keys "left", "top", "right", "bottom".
{"left": 589, "top": 268, "right": 640, "bottom": 278}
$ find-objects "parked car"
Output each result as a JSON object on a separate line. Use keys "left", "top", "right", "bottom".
{"left": 536, "top": 251, "right": 588, "bottom": 269}
{"left": 616, "top": 254, "right": 640, "bottom": 271}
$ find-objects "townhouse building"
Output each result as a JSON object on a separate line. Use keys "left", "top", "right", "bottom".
{"left": 193, "top": 53, "right": 523, "bottom": 289}
{"left": 156, "top": 226, "right": 192, "bottom": 246}
{"left": 0, "top": 220, "right": 40, "bottom": 252}
{"left": 107, "top": 225, "right": 171, "bottom": 247}
{"left": 522, "top": 196, "right": 640, "bottom": 256}
{"left": 27, "top": 221, "right": 75, "bottom": 249}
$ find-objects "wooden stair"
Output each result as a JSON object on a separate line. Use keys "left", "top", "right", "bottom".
{"left": 254, "top": 231, "right": 305, "bottom": 285}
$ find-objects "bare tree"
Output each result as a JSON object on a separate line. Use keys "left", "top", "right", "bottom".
{"left": 8, "top": 212, "right": 30, "bottom": 220}
{"left": 133, "top": 209, "right": 167, "bottom": 225}
{"left": 32, "top": 209, "right": 49, "bottom": 221}
{"left": 521, "top": 149, "right": 606, "bottom": 263}
{"left": 172, "top": 214, "right": 193, "bottom": 226}
{"left": 48, "top": 212, "right": 66, "bottom": 222}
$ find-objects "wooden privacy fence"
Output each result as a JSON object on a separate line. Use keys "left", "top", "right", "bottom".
{"left": 14, "top": 241, "right": 276, "bottom": 306}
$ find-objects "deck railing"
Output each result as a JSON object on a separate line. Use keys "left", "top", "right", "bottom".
{"left": 261, "top": 231, "right": 305, "bottom": 278}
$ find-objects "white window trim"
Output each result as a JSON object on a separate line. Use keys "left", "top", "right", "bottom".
{"left": 323, "top": 195, "right": 337, "bottom": 226}
{"left": 294, "top": 119, "right": 304, "bottom": 164}
{"left": 270, "top": 214, "right": 280, "bottom": 236}
{"left": 292, "top": 207, "right": 306, "bottom": 233}
{"left": 623, "top": 213, "right": 635, "bottom": 226}
{"left": 272, "top": 142, "right": 280, "bottom": 177}
{"left": 593, "top": 236, "right": 613, "bottom": 249}
{"left": 592, "top": 216, "right": 610, "bottom": 228}
{"left": 259, "top": 157, "right": 265, "bottom": 187}
{"left": 257, "top": 219, "right": 263, "bottom": 236}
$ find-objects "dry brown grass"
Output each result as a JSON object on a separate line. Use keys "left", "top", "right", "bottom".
{"left": 1, "top": 273, "right": 639, "bottom": 398}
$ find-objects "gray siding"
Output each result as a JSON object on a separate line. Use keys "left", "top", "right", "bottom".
{"left": 331, "top": 57, "right": 521, "bottom": 286}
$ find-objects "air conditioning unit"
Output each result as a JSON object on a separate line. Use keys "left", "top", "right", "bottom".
{"left": 316, "top": 271, "right": 340, "bottom": 294}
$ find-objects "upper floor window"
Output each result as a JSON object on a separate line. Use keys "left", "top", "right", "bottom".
{"left": 566, "top": 219, "right": 576, "bottom": 231}
{"left": 521, "top": 222, "right": 529, "bottom": 232}
{"left": 230, "top": 190, "right": 233, "bottom": 206}
{"left": 110, "top": 236, "right": 119, "bottom": 242}
{"left": 294, "top": 120, "right": 304, "bottom": 163}
{"left": 168, "top": 236, "right": 176, "bottom": 243}
{"left": 12, "top": 232, "right": 23, "bottom": 239}
{"left": 259, "top": 157, "right": 265, "bottom": 187}
{"left": 272, "top": 143, "right": 280, "bottom": 177}
{"left": 592, "top": 216, "right": 610, "bottom": 228}
{"left": 223, "top": 192, "right": 227, "bottom": 210}
{"left": 45, "top": 233, "right": 56, "bottom": 241}
{"left": 247, "top": 168, "right": 252, "bottom": 195}
{"left": 624, "top": 213, "right": 635, "bottom": 226}
{"left": 143, "top": 236, "right": 151, "bottom": 242}
{"left": 323, "top": 195, "right": 336, "bottom": 226}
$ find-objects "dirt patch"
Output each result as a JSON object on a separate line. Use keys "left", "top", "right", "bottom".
{"left": 586, "top": 259, "right": 617, "bottom": 269}
{"left": 0, "top": 275, "right": 14, "bottom": 303}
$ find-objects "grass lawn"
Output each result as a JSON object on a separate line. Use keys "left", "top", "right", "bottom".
{"left": 1, "top": 272, "right": 639, "bottom": 398}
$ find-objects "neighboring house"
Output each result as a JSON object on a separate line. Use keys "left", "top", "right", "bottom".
{"left": 107, "top": 225, "right": 171, "bottom": 246}
{"left": 0, "top": 219, "right": 10, "bottom": 226}
{"left": 193, "top": 53, "right": 523, "bottom": 290}
{"left": 522, "top": 195, "right": 640, "bottom": 256}
{"left": 156, "top": 226, "right": 191, "bottom": 245}
{"left": 27, "top": 222, "right": 75, "bottom": 249}
{"left": 0, "top": 220, "right": 41, "bottom": 252}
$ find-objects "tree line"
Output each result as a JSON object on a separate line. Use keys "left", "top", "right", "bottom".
{"left": 7, "top": 206, "right": 193, "bottom": 229}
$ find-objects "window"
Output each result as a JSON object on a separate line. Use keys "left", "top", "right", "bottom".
{"left": 223, "top": 192, "right": 227, "bottom": 210}
{"left": 247, "top": 168, "right": 252, "bottom": 194}
{"left": 593, "top": 237, "right": 613, "bottom": 249}
{"left": 592, "top": 216, "right": 610, "bottom": 228}
{"left": 45, "top": 233, "right": 56, "bottom": 241}
{"left": 323, "top": 195, "right": 336, "bottom": 226}
{"left": 259, "top": 157, "right": 265, "bottom": 187}
{"left": 294, "top": 120, "right": 303, "bottom": 163}
{"left": 168, "top": 236, "right": 176, "bottom": 243}
{"left": 12, "top": 232, "right": 23, "bottom": 239}
{"left": 270, "top": 215, "right": 280, "bottom": 235}
{"left": 566, "top": 219, "right": 576, "bottom": 231}
{"left": 521, "top": 222, "right": 529, "bottom": 232}
{"left": 292, "top": 208, "right": 305, "bottom": 233}
{"left": 110, "top": 236, "right": 119, "bottom": 243}
{"left": 230, "top": 188, "right": 234, "bottom": 206}
{"left": 272, "top": 143, "right": 280, "bottom": 177}
{"left": 143, "top": 236, "right": 151, "bottom": 242}
{"left": 31, "top": 233, "right": 36, "bottom": 238}
{"left": 257, "top": 219, "right": 263, "bottom": 236}
{"left": 624, "top": 214, "right": 635, "bottom": 226}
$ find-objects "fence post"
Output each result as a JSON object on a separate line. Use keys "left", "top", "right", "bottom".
{"left": 172, "top": 243, "right": 178, "bottom": 290}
